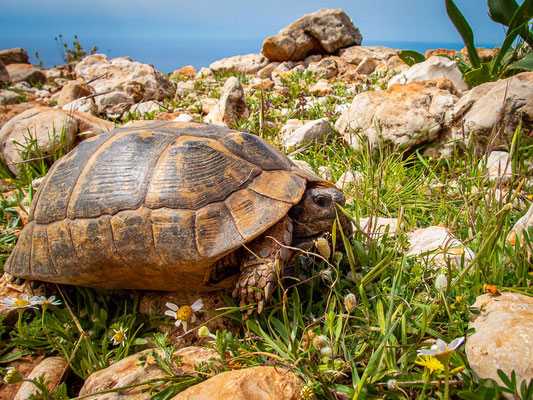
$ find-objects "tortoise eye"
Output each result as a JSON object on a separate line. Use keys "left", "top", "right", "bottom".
{"left": 315, "top": 195, "right": 327, "bottom": 206}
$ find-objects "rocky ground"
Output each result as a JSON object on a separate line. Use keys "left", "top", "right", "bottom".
{"left": 1, "top": 7, "right": 533, "bottom": 400}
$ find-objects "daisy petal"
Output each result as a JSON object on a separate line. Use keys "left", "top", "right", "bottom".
{"left": 191, "top": 299, "right": 204, "bottom": 311}
{"left": 164, "top": 310, "right": 177, "bottom": 318}
{"left": 182, "top": 321, "right": 188, "bottom": 331}
{"left": 436, "top": 339, "right": 447, "bottom": 352}
{"left": 449, "top": 336, "right": 465, "bottom": 350}
{"left": 174, "top": 319, "right": 182, "bottom": 328}
{"left": 166, "top": 302, "right": 179, "bottom": 311}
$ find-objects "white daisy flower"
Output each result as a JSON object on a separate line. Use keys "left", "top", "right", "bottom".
{"left": 417, "top": 337, "right": 465, "bottom": 358}
{"left": 165, "top": 299, "right": 203, "bottom": 332}
{"left": 0, "top": 296, "right": 39, "bottom": 310}
{"left": 111, "top": 327, "right": 128, "bottom": 347}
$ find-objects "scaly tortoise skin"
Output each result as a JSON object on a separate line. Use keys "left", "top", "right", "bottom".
{"left": 5, "top": 121, "right": 350, "bottom": 312}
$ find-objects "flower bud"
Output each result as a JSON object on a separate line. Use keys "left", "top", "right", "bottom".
{"left": 319, "top": 346, "right": 333, "bottom": 358}
{"left": 3, "top": 368, "right": 23, "bottom": 385}
{"left": 343, "top": 293, "right": 357, "bottom": 313}
{"left": 312, "top": 335, "right": 329, "bottom": 350}
{"left": 435, "top": 274, "right": 447, "bottom": 293}
{"left": 198, "top": 326, "right": 211, "bottom": 338}
{"left": 314, "top": 237, "right": 331, "bottom": 259}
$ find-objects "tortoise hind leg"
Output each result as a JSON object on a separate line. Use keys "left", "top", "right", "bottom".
{"left": 233, "top": 215, "right": 293, "bottom": 314}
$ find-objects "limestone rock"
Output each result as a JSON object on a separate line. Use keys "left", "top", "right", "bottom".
{"left": 339, "top": 45, "right": 398, "bottom": 65}
{"left": 171, "top": 65, "right": 197, "bottom": 79}
{"left": 309, "top": 80, "right": 334, "bottom": 96}
{"left": 359, "top": 217, "right": 399, "bottom": 238}
{"left": 195, "top": 67, "right": 213, "bottom": 78}
{"left": 282, "top": 119, "right": 332, "bottom": 149}
{"left": 388, "top": 56, "right": 469, "bottom": 92}
{"left": 57, "top": 79, "right": 94, "bottom": 107}
{"left": 173, "top": 366, "right": 305, "bottom": 400}
{"left": 279, "top": 119, "right": 304, "bottom": 139}
{"left": 336, "top": 79, "right": 460, "bottom": 153}
{"left": 0, "top": 102, "right": 41, "bottom": 130}
{"left": 209, "top": 53, "right": 270, "bottom": 75}
{"left": 80, "top": 347, "right": 219, "bottom": 400}
{"left": 129, "top": 100, "right": 162, "bottom": 115}
{"left": 355, "top": 56, "right": 378, "bottom": 75}
{"left": 5, "top": 64, "right": 46, "bottom": 85}
{"left": 14, "top": 357, "right": 68, "bottom": 400}
{"left": 0, "top": 107, "right": 78, "bottom": 174}
{"left": 466, "top": 292, "right": 533, "bottom": 395}
{"left": 335, "top": 170, "right": 363, "bottom": 189}
{"left": 447, "top": 72, "right": 533, "bottom": 149}
{"left": 0, "top": 90, "right": 19, "bottom": 106}
{"left": 0, "top": 48, "right": 30, "bottom": 65}
{"left": 62, "top": 97, "right": 98, "bottom": 116}
{"left": 205, "top": 77, "right": 248, "bottom": 128}
{"left": 0, "top": 60, "right": 9, "bottom": 84}
{"left": 75, "top": 54, "right": 175, "bottom": 116}
{"left": 199, "top": 98, "right": 218, "bottom": 114}
{"left": 406, "top": 226, "right": 474, "bottom": 268}
{"left": 257, "top": 62, "right": 280, "bottom": 78}
{"left": 262, "top": 8, "right": 362, "bottom": 62}
{"left": 290, "top": 158, "right": 315, "bottom": 176}
{"left": 173, "top": 113, "right": 194, "bottom": 122}
{"left": 425, "top": 48, "right": 458, "bottom": 59}
{"left": 0, "top": 107, "right": 113, "bottom": 174}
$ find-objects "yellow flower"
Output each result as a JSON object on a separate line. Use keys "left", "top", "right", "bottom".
{"left": 4, "top": 178, "right": 13, "bottom": 184}
{"left": 3, "top": 367, "right": 23, "bottom": 384}
{"left": 415, "top": 356, "right": 444, "bottom": 374}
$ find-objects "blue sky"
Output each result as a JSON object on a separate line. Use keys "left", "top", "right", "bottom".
{"left": 0, "top": 0, "right": 509, "bottom": 71}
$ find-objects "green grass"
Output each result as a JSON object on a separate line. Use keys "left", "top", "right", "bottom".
{"left": 1, "top": 70, "right": 532, "bottom": 400}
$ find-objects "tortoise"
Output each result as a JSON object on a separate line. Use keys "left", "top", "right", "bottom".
{"left": 5, "top": 121, "right": 351, "bottom": 312}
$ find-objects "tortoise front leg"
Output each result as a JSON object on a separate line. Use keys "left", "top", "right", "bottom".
{"left": 233, "top": 215, "right": 293, "bottom": 314}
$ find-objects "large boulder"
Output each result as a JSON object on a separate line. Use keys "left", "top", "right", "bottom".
{"left": 209, "top": 54, "right": 270, "bottom": 75}
{"left": 388, "top": 56, "right": 469, "bottom": 92}
{"left": 173, "top": 366, "right": 305, "bottom": 400}
{"left": 0, "top": 47, "right": 30, "bottom": 65}
{"left": 5, "top": 64, "right": 46, "bottom": 85}
{"left": 446, "top": 71, "right": 533, "bottom": 150}
{"left": 0, "top": 107, "right": 113, "bottom": 174}
{"left": 262, "top": 8, "right": 362, "bottom": 62}
{"left": 466, "top": 292, "right": 533, "bottom": 395}
{"left": 335, "top": 79, "right": 460, "bottom": 153}
{"left": 75, "top": 54, "right": 176, "bottom": 116}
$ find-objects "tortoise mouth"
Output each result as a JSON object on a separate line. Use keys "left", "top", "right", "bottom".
{"left": 292, "top": 233, "right": 324, "bottom": 251}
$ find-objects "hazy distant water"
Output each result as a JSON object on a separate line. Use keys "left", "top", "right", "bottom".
{"left": 0, "top": 36, "right": 498, "bottom": 73}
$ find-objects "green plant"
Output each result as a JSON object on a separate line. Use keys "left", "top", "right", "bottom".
{"left": 446, "top": 0, "right": 533, "bottom": 86}
{"left": 54, "top": 34, "right": 98, "bottom": 63}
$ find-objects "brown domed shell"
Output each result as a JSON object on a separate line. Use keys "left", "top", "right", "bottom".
{"left": 6, "top": 121, "right": 333, "bottom": 290}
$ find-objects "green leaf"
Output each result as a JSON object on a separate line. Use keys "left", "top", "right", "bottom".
{"left": 488, "top": 0, "right": 520, "bottom": 25}
{"left": 0, "top": 351, "right": 24, "bottom": 363}
{"left": 491, "top": 0, "right": 533, "bottom": 76}
{"left": 508, "top": 53, "right": 533, "bottom": 71}
{"left": 445, "top": 0, "right": 481, "bottom": 68}
{"left": 497, "top": 368, "right": 514, "bottom": 389}
{"left": 457, "top": 392, "right": 482, "bottom": 400}
{"left": 488, "top": 0, "right": 533, "bottom": 46}
{"left": 398, "top": 50, "right": 425, "bottom": 66}
{"left": 464, "top": 63, "right": 492, "bottom": 86}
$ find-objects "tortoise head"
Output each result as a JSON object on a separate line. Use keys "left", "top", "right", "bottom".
{"left": 289, "top": 185, "right": 352, "bottom": 249}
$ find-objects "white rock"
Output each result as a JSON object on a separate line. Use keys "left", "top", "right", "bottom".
{"left": 309, "top": 80, "right": 334, "bottom": 96}
{"left": 205, "top": 77, "right": 248, "bottom": 128}
{"left": 406, "top": 226, "right": 474, "bottom": 268}
{"left": 466, "top": 292, "right": 533, "bottom": 397}
{"left": 129, "top": 100, "right": 161, "bottom": 115}
{"left": 62, "top": 98, "right": 98, "bottom": 116}
{"left": 173, "top": 113, "right": 194, "bottom": 122}
{"left": 282, "top": 119, "right": 332, "bottom": 149}
{"left": 484, "top": 151, "right": 511, "bottom": 185}
{"left": 209, "top": 53, "right": 270, "bottom": 75}
{"left": 335, "top": 170, "right": 363, "bottom": 189}
{"left": 0, "top": 90, "right": 19, "bottom": 105}
{"left": 388, "top": 56, "right": 469, "bottom": 92}
{"left": 358, "top": 217, "right": 399, "bottom": 238}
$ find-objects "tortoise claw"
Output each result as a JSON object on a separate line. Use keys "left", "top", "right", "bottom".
{"left": 30, "top": 280, "right": 43, "bottom": 290}
{"left": 9, "top": 275, "right": 17, "bottom": 283}
{"left": 16, "top": 278, "right": 26, "bottom": 285}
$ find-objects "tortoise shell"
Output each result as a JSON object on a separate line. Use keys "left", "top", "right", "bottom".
{"left": 5, "top": 121, "right": 334, "bottom": 291}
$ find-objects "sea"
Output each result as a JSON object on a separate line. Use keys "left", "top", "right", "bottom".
{"left": 0, "top": 36, "right": 499, "bottom": 74}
